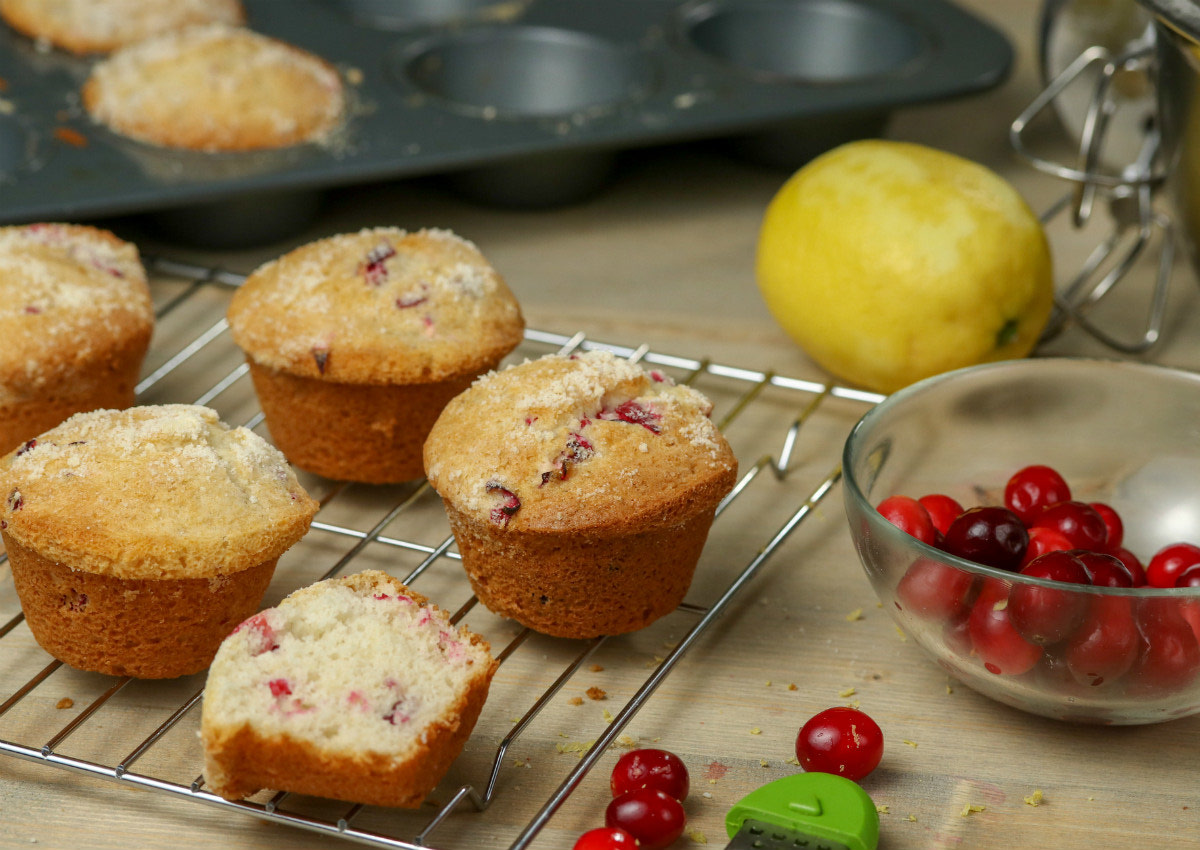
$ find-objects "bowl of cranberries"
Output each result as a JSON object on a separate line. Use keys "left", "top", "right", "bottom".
{"left": 843, "top": 358, "right": 1200, "bottom": 724}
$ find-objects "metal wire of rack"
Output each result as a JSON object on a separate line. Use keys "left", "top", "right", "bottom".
{"left": 0, "top": 256, "right": 883, "bottom": 849}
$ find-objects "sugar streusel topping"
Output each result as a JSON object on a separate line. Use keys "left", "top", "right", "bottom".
{"left": 0, "top": 404, "right": 318, "bottom": 579}
{"left": 423, "top": 350, "right": 737, "bottom": 533}
{"left": 0, "top": 0, "right": 245, "bottom": 54}
{"left": 227, "top": 227, "right": 525, "bottom": 384}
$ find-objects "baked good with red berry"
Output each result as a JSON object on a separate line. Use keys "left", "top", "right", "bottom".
{"left": 423, "top": 350, "right": 738, "bottom": 639}
{"left": 0, "top": 405, "right": 318, "bottom": 679}
{"left": 227, "top": 227, "right": 525, "bottom": 484}
{"left": 201, "top": 570, "right": 497, "bottom": 808}
{"left": 81, "top": 24, "right": 344, "bottom": 151}
{"left": 0, "top": 0, "right": 245, "bottom": 55}
{"left": 0, "top": 223, "right": 153, "bottom": 456}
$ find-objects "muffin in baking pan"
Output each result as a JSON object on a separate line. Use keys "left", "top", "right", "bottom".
{"left": 0, "top": 404, "right": 318, "bottom": 679}
{"left": 0, "top": 223, "right": 153, "bottom": 456}
{"left": 201, "top": 570, "right": 497, "bottom": 807}
{"left": 82, "top": 23, "right": 344, "bottom": 152}
{"left": 424, "top": 349, "right": 738, "bottom": 639}
{"left": 0, "top": 0, "right": 245, "bottom": 55}
{"left": 227, "top": 226, "right": 525, "bottom": 484}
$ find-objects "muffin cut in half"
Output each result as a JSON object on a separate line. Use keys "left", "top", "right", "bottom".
{"left": 424, "top": 350, "right": 739, "bottom": 639}
{"left": 227, "top": 227, "right": 525, "bottom": 484}
{"left": 0, "top": 404, "right": 318, "bottom": 679}
{"left": 0, "top": 223, "right": 153, "bottom": 457}
{"left": 81, "top": 23, "right": 344, "bottom": 151}
{"left": 201, "top": 570, "right": 497, "bottom": 808}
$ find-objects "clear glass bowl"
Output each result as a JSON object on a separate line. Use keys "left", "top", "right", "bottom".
{"left": 842, "top": 357, "right": 1200, "bottom": 724}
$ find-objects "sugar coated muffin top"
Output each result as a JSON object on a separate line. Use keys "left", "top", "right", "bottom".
{"left": 227, "top": 227, "right": 525, "bottom": 384}
{"left": 0, "top": 223, "right": 152, "bottom": 405}
{"left": 424, "top": 350, "right": 738, "bottom": 534}
{"left": 204, "top": 570, "right": 493, "bottom": 757}
{"left": 81, "top": 24, "right": 344, "bottom": 152}
{"left": 0, "top": 405, "right": 318, "bottom": 579}
{"left": 0, "top": 0, "right": 245, "bottom": 55}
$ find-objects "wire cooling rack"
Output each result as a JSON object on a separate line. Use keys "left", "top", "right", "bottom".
{"left": 0, "top": 256, "right": 883, "bottom": 849}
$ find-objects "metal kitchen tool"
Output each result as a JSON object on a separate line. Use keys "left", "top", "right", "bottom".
{"left": 724, "top": 772, "right": 880, "bottom": 850}
{"left": 1011, "top": 0, "right": 1176, "bottom": 353}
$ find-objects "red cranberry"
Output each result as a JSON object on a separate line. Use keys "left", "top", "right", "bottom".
{"left": 895, "top": 557, "right": 977, "bottom": 621}
{"left": 1019, "top": 526, "right": 1075, "bottom": 567}
{"left": 943, "top": 506, "right": 1028, "bottom": 571}
{"left": 573, "top": 828, "right": 638, "bottom": 850}
{"left": 876, "top": 495, "right": 937, "bottom": 545}
{"left": 1008, "top": 552, "right": 1091, "bottom": 645}
{"left": 598, "top": 400, "right": 661, "bottom": 434}
{"left": 1063, "top": 596, "right": 1140, "bottom": 687}
{"left": 968, "top": 579, "right": 1043, "bottom": 675}
{"left": 611, "top": 749, "right": 689, "bottom": 802}
{"left": 1073, "top": 550, "right": 1134, "bottom": 588}
{"left": 1146, "top": 542, "right": 1200, "bottom": 588}
{"left": 1004, "top": 465, "right": 1071, "bottom": 525}
{"left": 1176, "top": 564, "right": 1200, "bottom": 588}
{"left": 1088, "top": 502, "right": 1124, "bottom": 550}
{"left": 917, "top": 493, "right": 963, "bottom": 535}
{"left": 485, "top": 481, "right": 521, "bottom": 527}
{"left": 605, "top": 788, "right": 685, "bottom": 850}
{"left": 1030, "top": 501, "right": 1108, "bottom": 551}
{"left": 1111, "top": 546, "right": 1147, "bottom": 586}
{"left": 1129, "top": 599, "right": 1200, "bottom": 695}
{"left": 794, "top": 707, "right": 883, "bottom": 782}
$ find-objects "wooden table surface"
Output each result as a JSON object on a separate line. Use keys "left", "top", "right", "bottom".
{"left": 5, "top": 1, "right": 1200, "bottom": 848}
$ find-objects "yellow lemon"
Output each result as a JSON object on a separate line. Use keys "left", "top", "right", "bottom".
{"left": 756, "top": 139, "right": 1054, "bottom": 394}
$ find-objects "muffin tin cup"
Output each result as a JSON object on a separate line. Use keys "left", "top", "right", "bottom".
{"left": 0, "top": 0, "right": 1011, "bottom": 240}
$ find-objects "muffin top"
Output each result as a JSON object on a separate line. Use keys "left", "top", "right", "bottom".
{"left": 0, "top": 223, "right": 153, "bottom": 405}
{"left": 227, "top": 227, "right": 525, "bottom": 385}
{"left": 0, "top": 0, "right": 245, "bottom": 55}
{"left": 0, "top": 405, "right": 318, "bottom": 579}
{"left": 423, "top": 350, "right": 738, "bottom": 534}
{"left": 81, "top": 24, "right": 344, "bottom": 152}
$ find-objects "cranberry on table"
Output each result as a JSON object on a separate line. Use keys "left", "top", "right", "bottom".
{"left": 794, "top": 706, "right": 884, "bottom": 782}
{"left": 1004, "top": 464, "right": 1071, "bottom": 524}
{"left": 968, "top": 579, "right": 1043, "bottom": 675}
{"left": 574, "top": 827, "right": 640, "bottom": 850}
{"left": 605, "top": 788, "right": 686, "bottom": 850}
{"left": 1146, "top": 542, "right": 1200, "bottom": 589}
{"left": 1009, "top": 552, "right": 1091, "bottom": 645}
{"left": 942, "top": 506, "right": 1028, "bottom": 571}
{"left": 918, "top": 493, "right": 963, "bottom": 535}
{"left": 876, "top": 495, "right": 937, "bottom": 545}
{"left": 611, "top": 748, "right": 689, "bottom": 802}
{"left": 1029, "top": 501, "right": 1108, "bottom": 551}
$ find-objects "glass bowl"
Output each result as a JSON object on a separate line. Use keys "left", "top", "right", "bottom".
{"left": 842, "top": 357, "right": 1200, "bottom": 724}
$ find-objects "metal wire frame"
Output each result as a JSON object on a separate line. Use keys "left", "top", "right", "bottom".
{"left": 0, "top": 256, "right": 884, "bottom": 849}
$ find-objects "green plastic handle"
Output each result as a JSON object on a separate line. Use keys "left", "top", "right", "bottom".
{"left": 724, "top": 772, "right": 880, "bottom": 850}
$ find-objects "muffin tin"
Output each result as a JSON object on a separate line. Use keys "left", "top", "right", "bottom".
{"left": 0, "top": 0, "right": 1012, "bottom": 233}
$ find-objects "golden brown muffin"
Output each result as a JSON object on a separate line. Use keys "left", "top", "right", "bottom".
{"left": 424, "top": 350, "right": 738, "bottom": 639}
{"left": 0, "top": 0, "right": 245, "bottom": 55}
{"left": 227, "top": 227, "right": 525, "bottom": 484}
{"left": 0, "top": 223, "right": 153, "bottom": 456}
{"left": 0, "top": 405, "right": 318, "bottom": 679}
{"left": 202, "top": 571, "right": 496, "bottom": 807}
{"left": 81, "top": 24, "right": 344, "bottom": 152}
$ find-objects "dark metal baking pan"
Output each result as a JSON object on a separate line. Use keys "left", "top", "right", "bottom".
{"left": 0, "top": 0, "right": 1012, "bottom": 230}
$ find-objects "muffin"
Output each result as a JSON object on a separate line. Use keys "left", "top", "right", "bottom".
{"left": 0, "top": 405, "right": 318, "bottom": 679}
{"left": 227, "top": 227, "right": 525, "bottom": 484}
{"left": 423, "top": 350, "right": 738, "bottom": 639}
{"left": 201, "top": 570, "right": 497, "bottom": 808}
{"left": 0, "top": 223, "right": 153, "bottom": 456}
{"left": 81, "top": 24, "right": 344, "bottom": 152}
{"left": 0, "top": 0, "right": 245, "bottom": 55}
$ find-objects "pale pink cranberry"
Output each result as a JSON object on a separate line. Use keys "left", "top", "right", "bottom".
{"left": 361, "top": 241, "right": 396, "bottom": 286}
{"left": 23, "top": 305, "right": 41, "bottom": 314}
{"left": 268, "top": 679, "right": 292, "bottom": 697}
{"left": 233, "top": 612, "right": 279, "bottom": 655}
{"left": 599, "top": 400, "right": 661, "bottom": 434}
